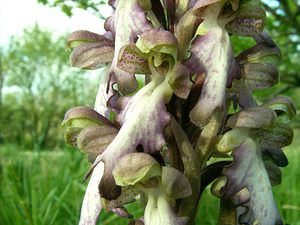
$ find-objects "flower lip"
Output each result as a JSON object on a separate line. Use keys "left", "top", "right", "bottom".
{"left": 113, "top": 153, "right": 162, "bottom": 186}
{"left": 192, "top": 0, "right": 223, "bottom": 16}
{"left": 62, "top": 106, "right": 117, "bottom": 128}
{"left": 67, "top": 30, "right": 114, "bottom": 49}
{"left": 136, "top": 29, "right": 179, "bottom": 58}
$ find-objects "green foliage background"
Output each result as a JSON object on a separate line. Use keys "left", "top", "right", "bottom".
{"left": 0, "top": 0, "right": 299, "bottom": 224}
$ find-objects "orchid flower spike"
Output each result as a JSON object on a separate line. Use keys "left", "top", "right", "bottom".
{"left": 62, "top": 0, "right": 295, "bottom": 224}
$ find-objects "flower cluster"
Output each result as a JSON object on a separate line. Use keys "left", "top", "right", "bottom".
{"left": 62, "top": 0, "right": 295, "bottom": 224}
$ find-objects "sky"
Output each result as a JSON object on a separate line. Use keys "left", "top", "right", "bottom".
{"left": 0, "top": 0, "right": 278, "bottom": 47}
{"left": 0, "top": 0, "right": 110, "bottom": 46}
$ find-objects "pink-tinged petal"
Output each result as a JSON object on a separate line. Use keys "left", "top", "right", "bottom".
{"left": 62, "top": 106, "right": 119, "bottom": 161}
{"left": 117, "top": 44, "right": 150, "bottom": 74}
{"left": 62, "top": 106, "right": 116, "bottom": 128}
{"left": 136, "top": 29, "right": 179, "bottom": 64}
{"left": 109, "top": 0, "right": 153, "bottom": 94}
{"left": 93, "top": 80, "right": 172, "bottom": 200}
{"left": 77, "top": 126, "right": 118, "bottom": 163}
{"left": 187, "top": 27, "right": 232, "bottom": 126}
{"left": 67, "top": 30, "right": 114, "bottom": 49}
{"left": 79, "top": 162, "right": 104, "bottom": 225}
{"left": 70, "top": 42, "right": 114, "bottom": 69}
{"left": 192, "top": 0, "right": 223, "bottom": 16}
{"left": 222, "top": 138, "right": 283, "bottom": 224}
{"left": 67, "top": 31, "right": 115, "bottom": 70}
{"left": 94, "top": 67, "right": 119, "bottom": 118}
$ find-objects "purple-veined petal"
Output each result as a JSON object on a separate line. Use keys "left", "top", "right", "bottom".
{"left": 136, "top": 29, "right": 179, "bottom": 64}
{"left": 62, "top": 106, "right": 117, "bottom": 147}
{"left": 77, "top": 126, "right": 118, "bottom": 162}
{"left": 70, "top": 42, "right": 115, "bottom": 69}
{"left": 93, "top": 80, "right": 172, "bottom": 200}
{"left": 79, "top": 162, "right": 104, "bottom": 225}
{"left": 67, "top": 31, "right": 115, "bottom": 69}
{"left": 225, "top": 0, "right": 266, "bottom": 36}
{"left": 94, "top": 67, "right": 119, "bottom": 118}
{"left": 117, "top": 44, "right": 151, "bottom": 74}
{"left": 104, "top": 16, "right": 115, "bottom": 36}
{"left": 234, "top": 42, "right": 280, "bottom": 91}
{"left": 185, "top": 2, "right": 233, "bottom": 126}
{"left": 67, "top": 30, "right": 114, "bottom": 49}
{"left": 192, "top": 0, "right": 223, "bottom": 16}
{"left": 222, "top": 138, "right": 283, "bottom": 224}
{"left": 62, "top": 106, "right": 116, "bottom": 128}
{"left": 109, "top": 0, "right": 153, "bottom": 94}
{"left": 187, "top": 27, "right": 232, "bottom": 126}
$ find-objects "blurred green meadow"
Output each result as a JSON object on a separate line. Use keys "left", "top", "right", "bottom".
{"left": 0, "top": 131, "right": 299, "bottom": 225}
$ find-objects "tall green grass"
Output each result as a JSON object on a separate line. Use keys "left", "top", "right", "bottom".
{"left": 0, "top": 134, "right": 299, "bottom": 225}
{"left": 0, "top": 145, "right": 87, "bottom": 225}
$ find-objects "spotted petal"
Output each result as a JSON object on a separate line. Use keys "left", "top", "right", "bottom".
{"left": 117, "top": 44, "right": 150, "bottom": 74}
{"left": 225, "top": 0, "right": 266, "bottom": 36}
{"left": 109, "top": 0, "right": 153, "bottom": 94}
{"left": 222, "top": 138, "right": 283, "bottom": 224}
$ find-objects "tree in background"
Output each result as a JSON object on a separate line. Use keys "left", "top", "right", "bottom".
{"left": 261, "top": 0, "right": 300, "bottom": 126}
{"left": 1, "top": 25, "right": 98, "bottom": 150}
{"left": 262, "top": 0, "right": 300, "bottom": 91}
{"left": 37, "top": 0, "right": 107, "bottom": 17}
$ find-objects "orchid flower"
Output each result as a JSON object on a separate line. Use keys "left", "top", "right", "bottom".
{"left": 62, "top": 0, "right": 295, "bottom": 224}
